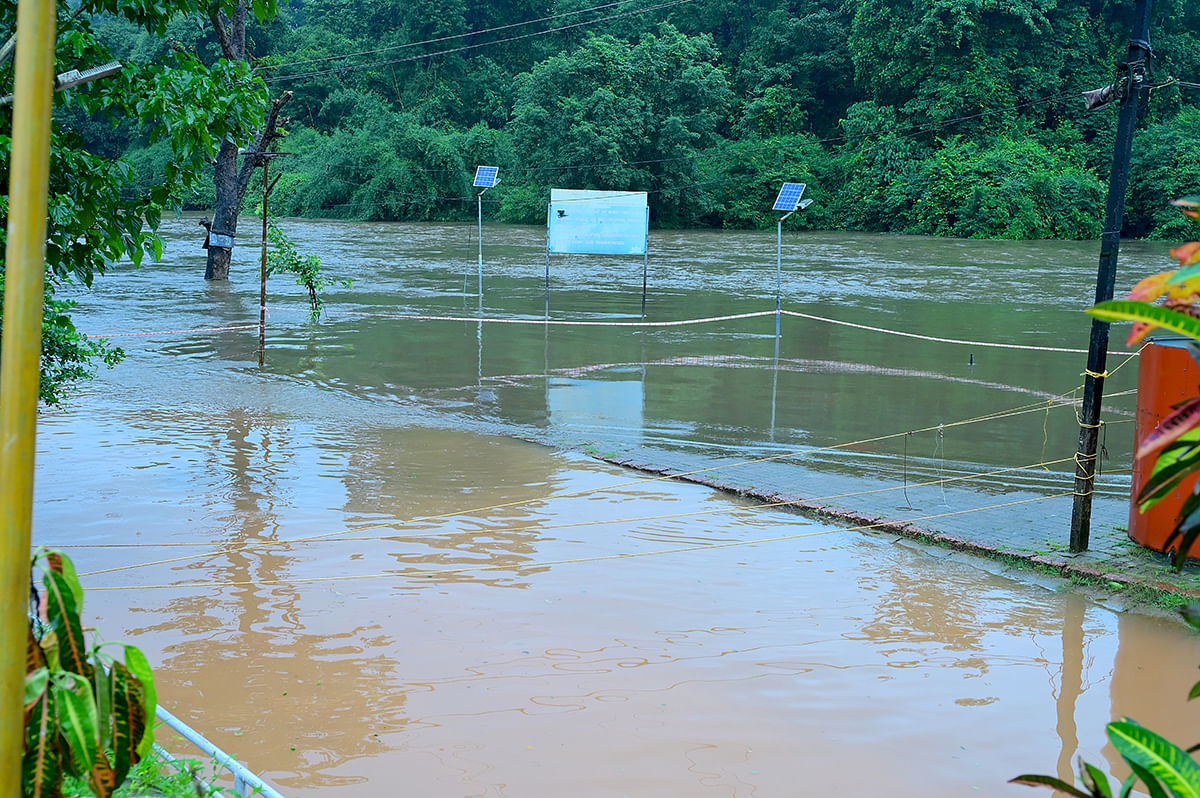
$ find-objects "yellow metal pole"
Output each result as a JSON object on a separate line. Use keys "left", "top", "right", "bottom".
{"left": 0, "top": 0, "right": 56, "bottom": 788}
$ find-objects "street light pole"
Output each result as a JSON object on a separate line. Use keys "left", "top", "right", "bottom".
{"left": 777, "top": 212, "right": 793, "bottom": 338}
{"left": 775, "top": 198, "right": 812, "bottom": 339}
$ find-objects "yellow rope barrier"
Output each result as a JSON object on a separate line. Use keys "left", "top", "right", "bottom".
{"left": 85, "top": 492, "right": 1078, "bottom": 591}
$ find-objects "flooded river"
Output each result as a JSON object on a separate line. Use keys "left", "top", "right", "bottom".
{"left": 32, "top": 217, "right": 1200, "bottom": 796}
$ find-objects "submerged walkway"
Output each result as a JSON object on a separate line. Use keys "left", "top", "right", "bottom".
{"left": 575, "top": 441, "right": 1200, "bottom": 607}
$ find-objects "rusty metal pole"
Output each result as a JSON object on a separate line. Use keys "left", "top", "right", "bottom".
{"left": 259, "top": 157, "right": 269, "bottom": 368}
{"left": 0, "top": 0, "right": 56, "bottom": 789}
{"left": 1069, "top": 0, "right": 1153, "bottom": 552}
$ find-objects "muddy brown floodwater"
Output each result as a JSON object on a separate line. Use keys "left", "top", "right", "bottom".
{"left": 32, "top": 216, "right": 1200, "bottom": 796}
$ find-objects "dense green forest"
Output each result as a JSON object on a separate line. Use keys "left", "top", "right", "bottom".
{"left": 77, "top": 0, "right": 1200, "bottom": 240}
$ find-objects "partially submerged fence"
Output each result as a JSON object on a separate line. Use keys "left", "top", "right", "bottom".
{"left": 155, "top": 706, "right": 286, "bottom": 798}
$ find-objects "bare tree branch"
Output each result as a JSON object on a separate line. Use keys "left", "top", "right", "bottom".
{"left": 235, "top": 90, "right": 294, "bottom": 201}
{"left": 208, "top": 6, "right": 237, "bottom": 61}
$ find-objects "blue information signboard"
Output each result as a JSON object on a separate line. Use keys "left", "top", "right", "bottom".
{"left": 547, "top": 189, "right": 649, "bottom": 255}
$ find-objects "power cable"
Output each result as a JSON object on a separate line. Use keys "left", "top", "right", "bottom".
{"left": 255, "top": 0, "right": 658, "bottom": 73}
{"left": 266, "top": 0, "right": 696, "bottom": 83}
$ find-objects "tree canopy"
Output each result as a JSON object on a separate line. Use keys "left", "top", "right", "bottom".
{"left": 193, "top": 0, "right": 1199, "bottom": 238}
{"left": 0, "top": 0, "right": 278, "bottom": 401}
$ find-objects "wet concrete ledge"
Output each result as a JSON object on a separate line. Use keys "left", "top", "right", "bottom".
{"left": 583, "top": 450, "right": 1200, "bottom": 609}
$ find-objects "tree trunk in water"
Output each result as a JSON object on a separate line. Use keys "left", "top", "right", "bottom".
{"left": 205, "top": 139, "right": 241, "bottom": 281}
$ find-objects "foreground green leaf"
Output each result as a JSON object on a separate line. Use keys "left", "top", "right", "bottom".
{"left": 124, "top": 645, "right": 155, "bottom": 758}
{"left": 1009, "top": 773, "right": 1092, "bottom": 797}
{"left": 1088, "top": 301, "right": 1200, "bottom": 341}
{"left": 1108, "top": 720, "right": 1200, "bottom": 798}
{"left": 52, "top": 673, "right": 100, "bottom": 780}
{"left": 22, "top": 690, "right": 63, "bottom": 798}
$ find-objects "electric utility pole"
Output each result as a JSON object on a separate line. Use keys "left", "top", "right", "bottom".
{"left": 1069, "top": 0, "right": 1154, "bottom": 552}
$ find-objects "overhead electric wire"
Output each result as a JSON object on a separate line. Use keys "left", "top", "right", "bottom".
{"left": 266, "top": 0, "right": 696, "bottom": 83}
{"left": 255, "top": 0, "right": 654, "bottom": 73}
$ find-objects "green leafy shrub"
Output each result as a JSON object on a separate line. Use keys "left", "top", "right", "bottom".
{"left": 266, "top": 224, "right": 351, "bottom": 318}
{"left": 901, "top": 136, "right": 1103, "bottom": 239}
{"left": 24, "top": 550, "right": 156, "bottom": 797}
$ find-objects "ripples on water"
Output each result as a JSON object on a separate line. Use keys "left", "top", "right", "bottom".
{"left": 33, "top": 218, "right": 1189, "bottom": 796}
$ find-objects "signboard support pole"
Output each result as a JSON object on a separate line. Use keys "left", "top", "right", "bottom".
{"left": 544, "top": 247, "right": 550, "bottom": 319}
{"left": 642, "top": 251, "right": 648, "bottom": 315}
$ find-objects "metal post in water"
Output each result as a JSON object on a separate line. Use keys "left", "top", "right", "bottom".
{"left": 1069, "top": 0, "right": 1153, "bottom": 552}
{"left": 775, "top": 211, "right": 794, "bottom": 338}
{"left": 0, "top": 0, "right": 56, "bottom": 787}
{"left": 477, "top": 190, "right": 484, "bottom": 297}
{"left": 641, "top": 206, "right": 649, "bottom": 315}
{"left": 776, "top": 218, "right": 783, "bottom": 338}
{"left": 251, "top": 152, "right": 289, "bottom": 369}
{"left": 642, "top": 250, "right": 648, "bottom": 316}
{"left": 259, "top": 157, "right": 269, "bottom": 368}
{"left": 770, "top": 334, "right": 780, "bottom": 441}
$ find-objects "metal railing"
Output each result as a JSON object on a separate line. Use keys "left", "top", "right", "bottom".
{"left": 155, "top": 706, "right": 287, "bottom": 798}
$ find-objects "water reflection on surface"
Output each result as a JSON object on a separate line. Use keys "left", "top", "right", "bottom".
{"left": 31, "top": 218, "right": 1194, "bottom": 796}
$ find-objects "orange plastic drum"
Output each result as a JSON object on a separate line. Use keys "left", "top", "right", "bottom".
{"left": 1129, "top": 338, "right": 1200, "bottom": 559}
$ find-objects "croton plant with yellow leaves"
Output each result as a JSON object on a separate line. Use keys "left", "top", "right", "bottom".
{"left": 1088, "top": 197, "right": 1200, "bottom": 567}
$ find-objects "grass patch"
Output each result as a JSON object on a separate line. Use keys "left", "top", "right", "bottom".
{"left": 64, "top": 756, "right": 230, "bottom": 797}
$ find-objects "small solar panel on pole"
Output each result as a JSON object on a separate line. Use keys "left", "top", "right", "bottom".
{"left": 773, "top": 183, "right": 813, "bottom": 337}
{"left": 773, "top": 182, "right": 806, "bottom": 212}
{"left": 471, "top": 167, "right": 499, "bottom": 299}
{"left": 473, "top": 166, "right": 499, "bottom": 188}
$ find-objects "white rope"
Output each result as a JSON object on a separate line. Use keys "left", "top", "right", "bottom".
{"left": 781, "top": 310, "right": 1136, "bottom": 355}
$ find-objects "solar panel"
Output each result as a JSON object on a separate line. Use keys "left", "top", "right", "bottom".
{"left": 474, "top": 166, "right": 499, "bottom": 188}
{"left": 772, "top": 182, "right": 806, "bottom": 212}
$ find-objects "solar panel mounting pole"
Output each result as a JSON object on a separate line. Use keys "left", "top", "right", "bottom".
{"left": 771, "top": 183, "right": 809, "bottom": 338}
{"left": 471, "top": 167, "right": 498, "bottom": 299}
{"left": 477, "top": 190, "right": 485, "bottom": 296}
{"left": 776, "top": 211, "right": 794, "bottom": 338}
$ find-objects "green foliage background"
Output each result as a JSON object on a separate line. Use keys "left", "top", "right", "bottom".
{"left": 89, "top": 0, "right": 1198, "bottom": 239}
